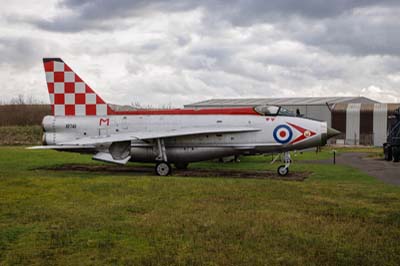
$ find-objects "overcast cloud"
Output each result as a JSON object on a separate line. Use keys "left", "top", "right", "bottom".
{"left": 0, "top": 0, "right": 400, "bottom": 106}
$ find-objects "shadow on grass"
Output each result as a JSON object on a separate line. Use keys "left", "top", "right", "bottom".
{"left": 34, "top": 163, "right": 309, "bottom": 181}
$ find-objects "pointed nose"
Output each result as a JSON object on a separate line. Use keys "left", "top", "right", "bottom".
{"left": 327, "top": 127, "right": 341, "bottom": 139}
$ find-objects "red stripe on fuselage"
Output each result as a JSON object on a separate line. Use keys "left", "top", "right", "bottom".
{"left": 107, "top": 107, "right": 259, "bottom": 116}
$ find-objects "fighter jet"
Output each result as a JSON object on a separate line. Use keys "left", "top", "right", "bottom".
{"left": 30, "top": 58, "right": 340, "bottom": 176}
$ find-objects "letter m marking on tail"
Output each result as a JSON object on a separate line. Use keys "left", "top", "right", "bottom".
{"left": 99, "top": 118, "right": 110, "bottom": 126}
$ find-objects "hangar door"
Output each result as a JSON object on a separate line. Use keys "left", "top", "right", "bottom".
{"left": 346, "top": 104, "right": 361, "bottom": 145}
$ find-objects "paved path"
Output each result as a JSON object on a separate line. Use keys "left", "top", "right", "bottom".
{"left": 310, "top": 152, "right": 400, "bottom": 186}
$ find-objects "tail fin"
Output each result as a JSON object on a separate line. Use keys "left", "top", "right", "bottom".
{"left": 43, "top": 58, "right": 112, "bottom": 116}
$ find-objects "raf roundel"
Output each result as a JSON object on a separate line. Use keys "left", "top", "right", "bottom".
{"left": 273, "top": 125, "right": 293, "bottom": 144}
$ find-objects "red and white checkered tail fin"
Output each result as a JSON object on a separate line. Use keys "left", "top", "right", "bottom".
{"left": 43, "top": 58, "right": 112, "bottom": 116}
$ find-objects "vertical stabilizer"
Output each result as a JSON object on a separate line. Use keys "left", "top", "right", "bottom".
{"left": 43, "top": 58, "right": 111, "bottom": 116}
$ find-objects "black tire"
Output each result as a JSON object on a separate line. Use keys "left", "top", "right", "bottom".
{"left": 384, "top": 143, "right": 392, "bottom": 161}
{"left": 174, "top": 162, "right": 189, "bottom": 170}
{"left": 277, "top": 165, "right": 289, "bottom": 176}
{"left": 155, "top": 162, "right": 172, "bottom": 176}
{"left": 392, "top": 146, "right": 400, "bottom": 163}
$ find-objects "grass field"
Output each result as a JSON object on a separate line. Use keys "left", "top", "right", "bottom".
{"left": 0, "top": 147, "right": 399, "bottom": 265}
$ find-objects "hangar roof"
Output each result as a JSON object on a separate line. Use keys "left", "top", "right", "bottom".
{"left": 332, "top": 103, "right": 400, "bottom": 112}
{"left": 185, "top": 97, "right": 379, "bottom": 108}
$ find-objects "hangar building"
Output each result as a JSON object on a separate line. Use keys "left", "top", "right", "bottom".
{"left": 332, "top": 103, "right": 400, "bottom": 146}
{"left": 184, "top": 97, "right": 400, "bottom": 146}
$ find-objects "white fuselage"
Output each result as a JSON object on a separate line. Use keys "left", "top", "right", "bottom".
{"left": 42, "top": 114, "right": 328, "bottom": 163}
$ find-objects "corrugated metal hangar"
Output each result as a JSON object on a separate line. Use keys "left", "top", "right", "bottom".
{"left": 185, "top": 97, "right": 400, "bottom": 146}
{"left": 332, "top": 103, "right": 400, "bottom": 146}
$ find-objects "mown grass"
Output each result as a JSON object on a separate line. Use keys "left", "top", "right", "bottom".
{"left": 0, "top": 147, "right": 399, "bottom": 265}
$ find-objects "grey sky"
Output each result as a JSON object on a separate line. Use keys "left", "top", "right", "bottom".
{"left": 0, "top": 0, "right": 399, "bottom": 106}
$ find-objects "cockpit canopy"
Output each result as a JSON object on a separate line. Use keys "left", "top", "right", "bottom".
{"left": 254, "top": 105, "right": 295, "bottom": 116}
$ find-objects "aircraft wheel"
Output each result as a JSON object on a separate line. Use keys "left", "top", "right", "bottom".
{"left": 277, "top": 165, "right": 289, "bottom": 176}
{"left": 175, "top": 162, "right": 189, "bottom": 170}
{"left": 155, "top": 162, "right": 172, "bottom": 176}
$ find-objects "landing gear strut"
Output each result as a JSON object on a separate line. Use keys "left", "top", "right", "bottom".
{"left": 277, "top": 152, "right": 291, "bottom": 176}
{"left": 154, "top": 138, "right": 172, "bottom": 176}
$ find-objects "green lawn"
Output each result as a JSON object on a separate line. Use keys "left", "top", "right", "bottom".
{"left": 0, "top": 147, "right": 399, "bottom": 265}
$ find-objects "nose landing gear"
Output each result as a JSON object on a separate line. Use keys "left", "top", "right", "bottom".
{"left": 277, "top": 165, "right": 289, "bottom": 176}
{"left": 274, "top": 152, "right": 291, "bottom": 176}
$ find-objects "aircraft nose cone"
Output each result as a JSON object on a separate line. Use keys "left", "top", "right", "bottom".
{"left": 327, "top": 127, "right": 341, "bottom": 139}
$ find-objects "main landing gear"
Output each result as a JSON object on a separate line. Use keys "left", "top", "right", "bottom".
{"left": 154, "top": 138, "right": 172, "bottom": 176}
{"left": 155, "top": 162, "right": 188, "bottom": 176}
{"left": 155, "top": 161, "right": 172, "bottom": 176}
{"left": 272, "top": 152, "right": 291, "bottom": 176}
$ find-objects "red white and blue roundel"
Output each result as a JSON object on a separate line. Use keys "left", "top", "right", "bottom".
{"left": 273, "top": 122, "right": 317, "bottom": 145}
{"left": 273, "top": 125, "right": 293, "bottom": 144}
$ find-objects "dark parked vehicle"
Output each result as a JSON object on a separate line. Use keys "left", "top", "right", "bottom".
{"left": 384, "top": 108, "right": 400, "bottom": 162}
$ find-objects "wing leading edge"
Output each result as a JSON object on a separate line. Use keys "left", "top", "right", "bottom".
{"left": 60, "top": 126, "right": 261, "bottom": 146}
{"left": 29, "top": 127, "right": 261, "bottom": 149}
